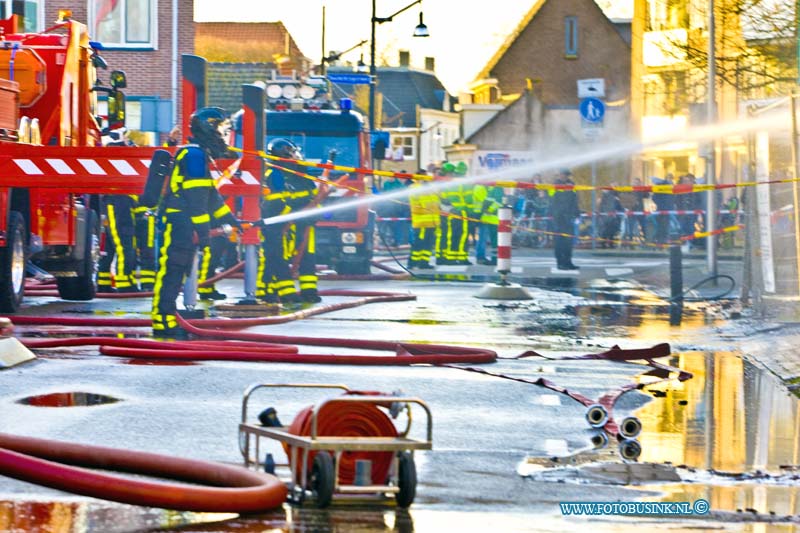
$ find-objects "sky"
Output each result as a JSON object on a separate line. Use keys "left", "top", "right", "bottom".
{"left": 194, "top": 0, "right": 633, "bottom": 95}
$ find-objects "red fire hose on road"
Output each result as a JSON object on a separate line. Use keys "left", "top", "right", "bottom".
{"left": 0, "top": 432, "right": 286, "bottom": 513}
{"left": 9, "top": 289, "right": 496, "bottom": 365}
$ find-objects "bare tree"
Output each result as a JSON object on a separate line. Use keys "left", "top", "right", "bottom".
{"left": 648, "top": 0, "right": 796, "bottom": 110}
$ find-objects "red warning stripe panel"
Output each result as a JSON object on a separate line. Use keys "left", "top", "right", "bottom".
{"left": 0, "top": 145, "right": 160, "bottom": 194}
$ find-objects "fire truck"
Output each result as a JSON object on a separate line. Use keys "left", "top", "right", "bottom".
{"left": 232, "top": 72, "right": 376, "bottom": 275}
{"left": 0, "top": 13, "right": 155, "bottom": 312}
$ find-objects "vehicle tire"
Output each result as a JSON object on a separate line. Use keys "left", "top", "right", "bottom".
{"left": 57, "top": 209, "right": 99, "bottom": 301}
{"left": 395, "top": 452, "right": 417, "bottom": 508}
{"left": 0, "top": 211, "right": 27, "bottom": 313}
{"left": 309, "top": 452, "right": 335, "bottom": 508}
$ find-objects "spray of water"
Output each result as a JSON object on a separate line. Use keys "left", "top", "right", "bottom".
{"left": 261, "top": 113, "right": 787, "bottom": 226}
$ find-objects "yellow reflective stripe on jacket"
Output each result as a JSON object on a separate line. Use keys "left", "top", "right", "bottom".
{"left": 288, "top": 190, "right": 315, "bottom": 199}
{"left": 191, "top": 214, "right": 211, "bottom": 224}
{"left": 170, "top": 149, "right": 188, "bottom": 194}
{"left": 182, "top": 179, "right": 213, "bottom": 189}
{"left": 213, "top": 204, "right": 232, "bottom": 219}
{"left": 264, "top": 191, "right": 289, "bottom": 201}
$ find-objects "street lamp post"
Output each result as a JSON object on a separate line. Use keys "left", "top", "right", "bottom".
{"left": 369, "top": 0, "right": 429, "bottom": 133}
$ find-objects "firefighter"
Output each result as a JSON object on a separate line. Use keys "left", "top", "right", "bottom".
{"left": 151, "top": 107, "right": 241, "bottom": 338}
{"left": 100, "top": 195, "right": 139, "bottom": 292}
{"left": 437, "top": 162, "right": 470, "bottom": 265}
{"left": 197, "top": 219, "right": 237, "bottom": 301}
{"left": 98, "top": 129, "right": 140, "bottom": 292}
{"left": 473, "top": 183, "right": 503, "bottom": 265}
{"left": 407, "top": 169, "right": 439, "bottom": 269}
{"left": 258, "top": 138, "right": 320, "bottom": 304}
{"left": 133, "top": 201, "right": 157, "bottom": 291}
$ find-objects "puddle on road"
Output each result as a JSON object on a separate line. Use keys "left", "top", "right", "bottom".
{"left": 0, "top": 500, "right": 244, "bottom": 533}
{"left": 0, "top": 501, "right": 415, "bottom": 533}
{"left": 15, "top": 392, "right": 120, "bottom": 407}
{"left": 522, "top": 351, "right": 800, "bottom": 519}
{"left": 638, "top": 352, "right": 799, "bottom": 473}
{"left": 514, "top": 281, "right": 729, "bottom": 337}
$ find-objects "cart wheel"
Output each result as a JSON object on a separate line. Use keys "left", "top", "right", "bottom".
{"left": 395, "top": 452, "right": 417, "bottom": 508}
{"left": 310, "top": 452, "right": 335, "bottom": 508}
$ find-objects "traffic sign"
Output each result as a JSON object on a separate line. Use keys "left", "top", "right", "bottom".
{"left": 327, "top": 73, "right": 372, "bottom": 85}
{"left": 579, "top": 97, "right": 605, "bottom": 123}
{"left": 577, "top": 78, "right": 605, "bottom": 98}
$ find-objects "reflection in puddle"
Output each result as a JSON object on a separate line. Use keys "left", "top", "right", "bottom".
{"left": 636, "top": 352, "right": 800, "bottom": 515}
{"left": 15, "top": 392, "right": 120, "bottom": 407}
{"left": 514, "top": 284, "right": 724, "bottom": 337}
{"left": 0, "top": 500, "right": 240, "bottom": 533}
{"left": 638, "top": 352, "right": 799, "bottom": 473}
{"left": 0, "top": 501, "right": 413, "bottom": 533}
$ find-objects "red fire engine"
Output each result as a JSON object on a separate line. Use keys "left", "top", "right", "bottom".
{"left": 0, "top": 13, "right": 157, "bottom": 312}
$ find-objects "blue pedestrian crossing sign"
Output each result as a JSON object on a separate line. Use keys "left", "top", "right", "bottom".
{"left": 579, "top": 97, "right": 605, "bottom": 123}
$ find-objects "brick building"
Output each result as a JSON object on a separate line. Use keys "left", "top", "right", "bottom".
{"left": 470, "top": 0, "right": 630, "bottom": 107}
{"left": 11, "top": 0, "right": 195, "bottom": 145}
{"left": 447, "top": 0, "right": 631, "bottom": 192}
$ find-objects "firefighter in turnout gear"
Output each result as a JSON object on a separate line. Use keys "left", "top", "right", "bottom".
{"left": 437, "top": 162, "right": 471, "bottom": 265}
{"left": 133, "top": 202, "right": 157, "bottom": 291}
{"left": 407, "top": 169, "right": 439, "bottom": 269}
{"left": 151, "top": 107, "right": 241, "bottom": 338}
{"left": 97, "top": 130, "right": 140, "bottom": 293}
{"left": 258, "top": 138, "right": 320, "bottom": 304}
{"left": 97, "top": 195, "right": 139, "bottom": 292}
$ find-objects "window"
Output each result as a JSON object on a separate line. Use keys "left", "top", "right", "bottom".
{"left": 89, "top": 0, "right": 156, "bottom": 48}
{"left": 391, "top": 135, "right": 415, "bottom": 160}
{"left": 0, "top": 1, "right": 41, "bottom": 31}
{"left": 565, "top": 16, "right": 578, "bottom": 58}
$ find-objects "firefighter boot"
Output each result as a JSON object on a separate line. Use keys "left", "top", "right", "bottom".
{"left": 300, "top": 289, "right": 322, "bottom": 304}
{"left": 200, "top": 289, "right": 227, "bottom": 301}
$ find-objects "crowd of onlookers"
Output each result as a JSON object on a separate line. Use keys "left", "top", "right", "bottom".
{"left": 509, "top": 172, "right": 742, "bottom": 251}
{"left": 374, "top": 168, "right": 744, "bottom": 260}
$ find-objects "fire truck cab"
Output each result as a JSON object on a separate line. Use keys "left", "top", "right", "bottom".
{"left": 232, "top": 73, "right": 376, "bottom": 275}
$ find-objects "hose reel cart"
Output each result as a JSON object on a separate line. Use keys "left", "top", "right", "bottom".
{"left": 239, "top": 383, "right": 433, "bottom": 508}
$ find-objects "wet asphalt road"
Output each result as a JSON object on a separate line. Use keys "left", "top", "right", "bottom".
{"left": 1, "top": 273, "right": 799, "bottom": 532}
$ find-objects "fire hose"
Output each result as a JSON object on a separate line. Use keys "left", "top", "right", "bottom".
{"left": 0, "top": 432, "right": 286, "bottom": 513}
{"left": 443, "top": 342, "right": 686, "bottom": 439}
{"left": 287, "top": 397, "right": 397, "bottom": 486}
{"left": 9, "top": 288, "right": 497, "bottom": 365}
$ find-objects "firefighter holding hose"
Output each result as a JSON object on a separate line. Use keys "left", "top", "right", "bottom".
{"left": 257, "top": 138, "right": 321, "bottom": 305}
{"left": 151, "top": 107, "right": 241, "bottom": 338}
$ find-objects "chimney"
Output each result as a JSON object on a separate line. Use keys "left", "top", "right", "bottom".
{"left": 425, "top": 57, "right": 435, "bottom": 71}
{"left": 399, "top": 50, "right": 410, "bottom": 67}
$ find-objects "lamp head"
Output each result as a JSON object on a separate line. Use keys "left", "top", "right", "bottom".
{"left": 414, "top": 12, "right": 429, "bottom": 37}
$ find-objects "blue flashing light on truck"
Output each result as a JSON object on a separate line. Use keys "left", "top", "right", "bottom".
{"left": 232, "top": 102, "right": 376, "bottom": 275}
